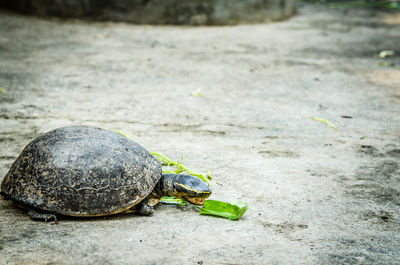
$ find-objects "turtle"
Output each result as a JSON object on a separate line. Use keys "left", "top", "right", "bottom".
{"left": 0, "top": 125, "right": 211, "bottom": 222}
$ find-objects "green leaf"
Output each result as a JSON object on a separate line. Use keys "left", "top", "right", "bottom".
{"left": 379, "top": 61, "right": 389, "bottom": 67}
{"left": 191, "top": 88, "right": 204, "bottom": 97}
{"left": 114, "top": 130, "right": 129, "bottom": 138}
{"left": 378, "top": 50, "right": 394, "bottom": 58}
{"left": 312, "top": 116, "right": 337, "bottom": 130}
{"left": 160, "top": 196, "right": 189, "bottom": 206}
{"left": 206, "top": 169, "right": 212, "bottom": 180}
{"left": 199, "top": 200, "right": 248, "bottom": 220}
{"left": 151, "top": 152, "right": 211, "bottom": 187}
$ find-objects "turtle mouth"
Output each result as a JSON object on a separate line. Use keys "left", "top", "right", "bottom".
{"left": 186, "top": 197, "right": 205, "bottom": 205}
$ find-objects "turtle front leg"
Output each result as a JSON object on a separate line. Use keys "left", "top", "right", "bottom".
{"left": 28, "top": 209, "right": 58, "bottom": 223}
{"left": 136, "top": 196, "right": 156, "bottom": 216}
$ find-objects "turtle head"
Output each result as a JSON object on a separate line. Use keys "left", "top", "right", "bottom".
{"left": 173, "top": 174, "right": 211, "bottom": 205}
{"left": 157, "top": 174, "right": 211, "bottom": 205}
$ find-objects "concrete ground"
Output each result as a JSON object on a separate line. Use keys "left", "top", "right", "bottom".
{"left": 0, "top": 3, "right": 399, "bottom": 265}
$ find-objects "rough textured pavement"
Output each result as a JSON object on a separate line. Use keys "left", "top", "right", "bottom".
{"left": 0, "top": 4, "right": 399, "bottom": 265}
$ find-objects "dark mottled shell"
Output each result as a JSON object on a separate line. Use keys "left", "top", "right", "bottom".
{"left": 0, "top": 126, "right": 161, "bottom": 216}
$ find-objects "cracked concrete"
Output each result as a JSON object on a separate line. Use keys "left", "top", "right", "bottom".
{"left": 0, "top": 3, "right": 399, "bottom": 265}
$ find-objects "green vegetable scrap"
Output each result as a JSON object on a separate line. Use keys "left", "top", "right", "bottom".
{"left": 379, "top": 50, "right": 394, "bottom": 58}
{"left": 191, "top": 88, "right": 204, "bottom": 97}
{"left": 378, "top": 61, "right": 389, "bottom": 67}
{"left": 199, "top": 200, "right": 248, "bottom": 220}
{"left": 151, "top": 152, "right": 211, "bottom": 186}
{"left": 160, "top": 196, "right": 189, "bottom": 206}
{"left": 0, "top": 87, "right": 4, "bottom": 97}
{"left": 114, "top": 130, "right": 129, "bottom": 138}
{"left": 312, "top": 116, "right": 337, "bottom": 130}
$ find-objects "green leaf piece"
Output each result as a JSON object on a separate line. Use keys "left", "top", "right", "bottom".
{"left": 199, "top": 200, "right": 248, "bottom": 220}
{"left": 114, "top": 130, "right": 129, "bottom": 138}
{"left": 160, "top": 196, "right": 189, "bottom": 206}
{"left": 206, "top": 169, "right": 212, "bottom": 180}
{"left": 312, "top": 116, "right": 337, "bottom": 130}
{"left": 151, "top": 152, "right": 211, "bottom": 187}
{"left": 379, "top": 61, "right": 389, "bottom": 67}
{"left": 191, "top": 88, "right": 204, "bottom": 97}
{"left": 379, "top": 50, "right": 394, "bottom": 58}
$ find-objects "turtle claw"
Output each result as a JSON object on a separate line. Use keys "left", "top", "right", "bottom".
{"left": 28, "top": 209, "right": 58, "bottom": 223}
{"left": 137, "top": 203, "right": 155, "bottom": 216}
{"left": 136, "top": 198, "right": 155, "bottom": 216}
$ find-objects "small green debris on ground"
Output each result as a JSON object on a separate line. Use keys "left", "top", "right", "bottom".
{"left": 378, "top": 61, "right": 390, "bottom": 67}
{"left": 378, "top": 50, "right": 395, "bottom": 58}
{"left": 159, "top": 198, "right": 248, "bottom": 221}
{"left": 199, "top": 200, "right": 248, "bottom": 220}
{"left": 312, "top": 116, "right": 338, "bottom": 130}
{"left": 0, "top": 87, "right": 5, "bottom": 97}
{"left": 191, "top": 88, "right": 204, "bottom": 97}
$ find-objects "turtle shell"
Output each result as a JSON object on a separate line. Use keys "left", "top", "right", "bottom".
{"left": 0, "top": 126, "right": 162, "bottom": 216}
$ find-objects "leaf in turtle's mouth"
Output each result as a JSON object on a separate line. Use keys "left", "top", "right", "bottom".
{"left": 186, "top": 197, "right": 205, "bottom": 205}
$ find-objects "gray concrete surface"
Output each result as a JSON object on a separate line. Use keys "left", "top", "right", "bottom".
{"left": 0, "top": 0, "right": 296, "bottom": 25}
{"left": 0, "top": 3, "right": 399, "bottom": 265}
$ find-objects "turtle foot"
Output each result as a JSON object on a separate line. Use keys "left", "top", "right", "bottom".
{"left": 28, "top": 209, "right": 58, "bottom": 224}
{"left": 136, "top": 201, "right": 155, "bottom": 216}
